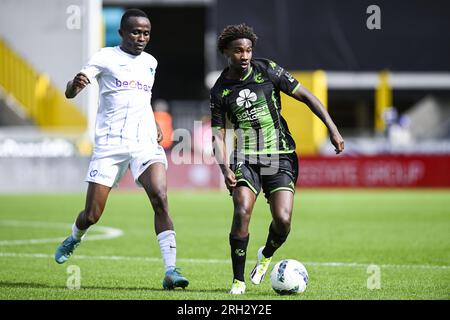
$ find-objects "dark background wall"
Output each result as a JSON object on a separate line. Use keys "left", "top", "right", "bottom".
{"left": 143, "top": 6, "right": 206, "bottom": 100}
{"left": 215, "top": 0, "right": 450, "bottom": 71}
{"left": 109, "top": 0, "right": 450, "bottom": 103}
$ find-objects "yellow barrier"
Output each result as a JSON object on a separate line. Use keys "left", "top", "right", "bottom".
{"left": 0, "top": 38, "right": 87, "bottom": 132}
{"left": 281, "top": 70, "right": 328, "bottom": 155}
{"left": 375, "top": 70, "right": 392, "bottom": 133}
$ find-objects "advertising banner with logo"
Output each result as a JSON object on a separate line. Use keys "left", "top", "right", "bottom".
{"left": 118, "top": 154, "right": 450, "bottom": 189}
{"left": 298, "top": 155, "right": 450, "bottom": 188}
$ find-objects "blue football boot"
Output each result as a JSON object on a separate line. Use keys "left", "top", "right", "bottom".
{"left": 55, "top": 235, "right": 81, "bottom": 264}
{"left": 162, "top": 268, "right": 189, "bottom": 290}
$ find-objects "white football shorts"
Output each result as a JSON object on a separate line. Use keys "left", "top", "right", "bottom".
{"left": 85, "top": 144, "right": 168, "bottom": 188}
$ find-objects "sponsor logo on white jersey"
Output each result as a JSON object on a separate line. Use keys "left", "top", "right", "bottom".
{"left": 115, "top": 78, "right": 152, "bottom": 92}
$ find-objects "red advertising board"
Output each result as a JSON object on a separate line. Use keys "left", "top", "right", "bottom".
{"left": 119, "top": 154, "right": 450, "bottom": 189}
{"left": 298, "top": 155, "right": 450, "bottom": 187}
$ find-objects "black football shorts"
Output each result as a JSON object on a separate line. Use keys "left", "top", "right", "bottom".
{"left": 229, "top": 152, "right": 299, "bottom": 200}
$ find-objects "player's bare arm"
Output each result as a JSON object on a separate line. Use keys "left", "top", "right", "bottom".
{"left": 155, "top": 121, "right": 163, "bottom": 143}
{"left": 292, "top": 86, "right": 345, "bottom": 154}
{"left": 65, "top": 72, "right": 90, "bottom": 99}
{"left": 212, "top": 127, "right": 237, "bottom": 189}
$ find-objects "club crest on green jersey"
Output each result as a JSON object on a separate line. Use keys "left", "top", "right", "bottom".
{"left": 254, "top": 73, "right": 264, "bottom": 83}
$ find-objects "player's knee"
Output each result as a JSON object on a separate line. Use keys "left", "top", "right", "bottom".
{"left": 149, "top": 188, "right": 166, "bottom": 202}
{"left": 273, "top": 211, "right": 291, "bottom": 233}
{"left": 234, "top": 205, "right": 252, "bottom": 220}
{"left": 148, "top": 189, "right": 168, "bottom": 211}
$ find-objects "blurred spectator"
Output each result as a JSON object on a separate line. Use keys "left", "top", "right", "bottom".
{"left": 384, "top": 106, "right": 413, "bottom": 146}
{"left": 153, "top": 99, "right": 173, "bottom": 149}
{"left": 383, "top": 106, "right": 398, "bottom": 130}
{"left": 389, "top": 114, "right": 413, "bottom": 146}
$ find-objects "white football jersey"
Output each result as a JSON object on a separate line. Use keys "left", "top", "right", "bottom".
{"left": 81, "top": 46, "right": 158, "bottom": 146}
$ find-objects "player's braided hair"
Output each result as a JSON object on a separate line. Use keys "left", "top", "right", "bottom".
{"left": 217, "top": 23, "right": 258, "bottom": 53}
{"left": 120, "top": 8, "right": 149, "bottom": 30}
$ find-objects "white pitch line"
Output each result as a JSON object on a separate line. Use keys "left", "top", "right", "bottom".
{"left": 0, "top": 220, "right": 123, "bottom": 246}
{"left": 1, "top": 220, "right": 449, "bottom": 270}
{"left": 0, "top": 252, "right": 448, "bottom": 270}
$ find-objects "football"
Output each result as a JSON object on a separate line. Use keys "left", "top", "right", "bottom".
{"left": 270, "top": 259, "right": 309, "bottom": 295}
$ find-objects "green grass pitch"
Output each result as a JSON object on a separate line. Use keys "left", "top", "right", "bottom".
{"left": 0, "top": 189, "right": 449, "bottom": 300}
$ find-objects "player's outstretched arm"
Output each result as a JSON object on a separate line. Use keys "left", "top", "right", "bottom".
{"left": 65, "top": 72, "right": 90, "bottom": 99}
{"left": 212, "top": 127, "right": 237, "bottom": 189}
{"left": 292, "top": 86, "right": 345, "bottom": 154}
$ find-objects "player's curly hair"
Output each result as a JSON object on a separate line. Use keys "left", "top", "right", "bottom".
{"left": 217, "top": 23, "right": 258, "bottom": 53}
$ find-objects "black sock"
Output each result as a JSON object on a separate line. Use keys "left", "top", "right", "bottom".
{"left": 262, "top": 224, "right": 289, "bottom": 258}
{"left": 229, "top": 233, "right": 249, "bottom": 282}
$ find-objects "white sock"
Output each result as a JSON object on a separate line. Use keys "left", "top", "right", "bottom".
{"left": 71, "top": 223, "right": 88, "bottom": 241}
{"left": 157, "top": 230, "right": 176, "bottom": 273}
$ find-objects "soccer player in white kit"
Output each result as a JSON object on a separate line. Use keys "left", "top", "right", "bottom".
{"left": 54, "top": 9, "right": 189, "bottom": 290}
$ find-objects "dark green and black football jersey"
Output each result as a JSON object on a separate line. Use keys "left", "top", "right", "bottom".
{"left": 210, "top": 58, "right": 300, "bottom": 155}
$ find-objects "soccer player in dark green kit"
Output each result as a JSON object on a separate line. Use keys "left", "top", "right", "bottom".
{"left": 210, "top": 24, "right": 345, "bottom": 294}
